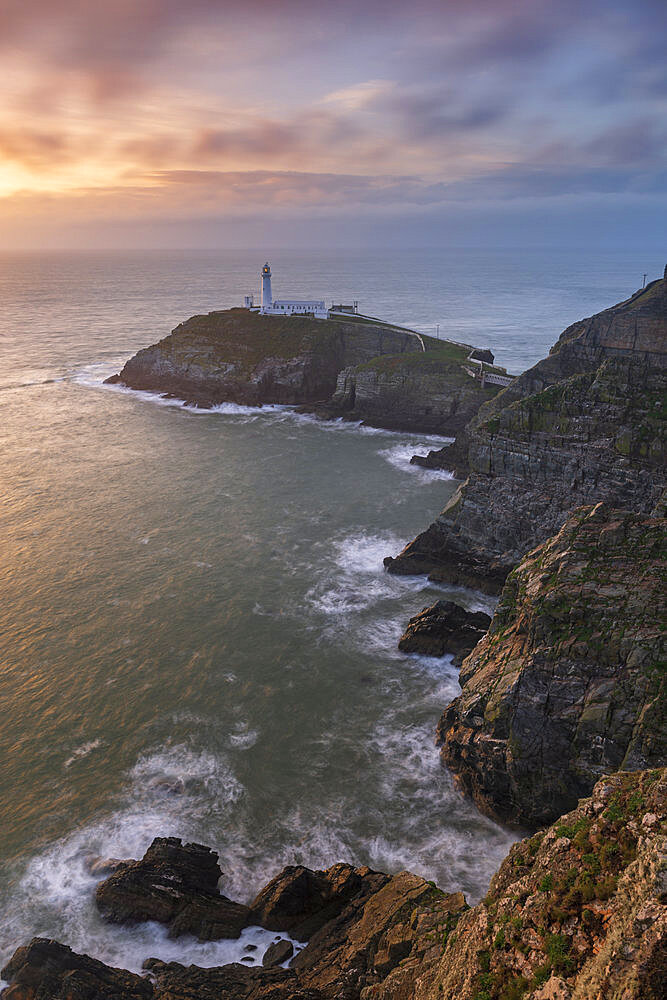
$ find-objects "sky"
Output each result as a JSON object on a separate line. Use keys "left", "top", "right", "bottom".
{"left": 1, "top": 0, "right": 666, "bottom": 248}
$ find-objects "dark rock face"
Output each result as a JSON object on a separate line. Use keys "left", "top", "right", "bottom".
{"left": 5, "top": 774, "right": 666, "bottom": 1000}
{"left": 142, "top": 959, "right": 312, "bottom": 1000}
{"left": 0, "top": 938, "right": 153, "bottom": 1000}
{"left": 262, "top": 940, "right": 294, "bottom": 967}
{"left": 292, "top": 871, "right": 464, "bottom": 999}
{"left": 249, "top": 863, "right": 388, "bottom": 940}
{"left": 387, "top": 358, "right": 666, "bottom": 594}
{"left": 437, "top": 504, "right": 667, "bottom": 828}
{"left": 397, "top": 600, "right": 491, "bottom": 664}
{"left": 95, "top": 837, "right": 251, "bottom": 940}
{"left": 106, "top": 310, "right": 424, "bottom": 410}
{"left": 386, "top": 273, "right": 667, "bottom": 593}
{"left": 324, "top": 360, "right": 500, "bottom": 435}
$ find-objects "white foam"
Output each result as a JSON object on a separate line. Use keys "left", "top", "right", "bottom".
{"left": 228, "top": 724, "right": 259, "bottom": 750}
{"left": 73, "top": 366, "right": 464, "bottom": 450}
{"left": 378, "top": 442, "right": 455, "bottom": 481}
{"left": 64, "top": 740, "right": 104, "bottom": 769}
{"left": 333, "top": 531, "right": 403, "bottom": 575}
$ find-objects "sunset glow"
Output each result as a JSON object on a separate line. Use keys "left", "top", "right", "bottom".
{"left": 1, "top": 0, "right": 665, "bottom": 246}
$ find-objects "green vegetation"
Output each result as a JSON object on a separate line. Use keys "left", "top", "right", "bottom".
{"left": 468, "top": 771, "right": 661, "bottom": 1000}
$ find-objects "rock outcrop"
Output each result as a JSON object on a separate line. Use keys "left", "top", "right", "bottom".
{"left": 0, "top": 938, "right": 154, "bottom": 1000}
{"left": 95, "top": 837, "right": 251, "bottom": 940}
{"left": 107, "top": 310, "right": 503, "bottom": 434}
{"left": 107, "top": 310, "right": 423, "bottom": 409}
{"left": 248, "top": 863, "right": 387, "bottom": 940}
{"left": 4, "top": 770, "right": 665, "bottom": 1000}
{"left": 397, "top": 600, "right": 491, "bottom": 664}
{"left": 437, "top": 504, "right": 667, "bottom": 827}
{"left": 412, "top": 768, "right": 667, "bottom": 1000}
{"left": 386, "top": 270, "right": 667, "bottom": 592}
{"left": 320, "top": 344, "right": 502, "bottom": 434}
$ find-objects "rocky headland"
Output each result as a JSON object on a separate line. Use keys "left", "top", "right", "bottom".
{"left": 437, "top": 502, "right": 666, "bottom": 828}
{"left": 106, "top": 309, "right": 503, "bottom": 435}
{"left": 386, "top": 267, "right": 667, "bottom": 592}
{"left": 9, "top": 273, "right": 664, "bottom": 1000}
{"left": 3, "top": 769, "right": 665, "bottom": 999}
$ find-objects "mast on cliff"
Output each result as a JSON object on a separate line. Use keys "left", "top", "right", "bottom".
{"left": 261, "top": 262, "right": 272, "bottom": 311}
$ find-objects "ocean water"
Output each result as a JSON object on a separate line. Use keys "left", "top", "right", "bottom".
{"left": 0, "top": 248, "right": 662, "bottom": 973}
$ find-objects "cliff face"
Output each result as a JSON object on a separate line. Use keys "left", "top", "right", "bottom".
{"left": 386, "top": 269, "right": 667, "bottom": 592}
{"left": 437, "top": 503, "right": 666, "bottom": 828}
{"left": 108, "top": 311, "right": 504, "bottom": 434}
{"left": 108, "top": 310, "right": 423, "bottom": 408}
{"left": 321, "top": 347, "right": 502, "bottom": 434}
{"left": 414, "top": 768, "right": 667, "bottom": 1000}
{"left": 4, "top": 770, "right": 665, "bottom": 1000}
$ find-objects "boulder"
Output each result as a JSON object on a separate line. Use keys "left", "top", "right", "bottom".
{"left": 0, "top": 938, "right": 153, "bottom": 1000}
{"left": 397, "top": 600, "right": 490, "bottom": 663}
{"left": 292, "top": 870, "right": 464, "bottom": 998}
{"left": 141, "top": 959, "right": 316, "bottom": 1000}
{"left": 95, "top": 836, "right": 251, "bottom": 940}
{"left": 249, "top": 863, "right": 388, "bottom": 940}
{"left": 263, "top": 940, "right": 294, "bottom": 967}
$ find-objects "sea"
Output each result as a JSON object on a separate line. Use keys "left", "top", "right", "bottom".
{"left": 0, "top": 247, "right": 663, "bottom": 974}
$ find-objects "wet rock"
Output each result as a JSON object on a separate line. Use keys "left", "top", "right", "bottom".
{"left": 4, "top": 769, "right": 665, "bottom": 1000}
{"left": 263, "top": 939, "right": 294, "bottom": 967}
{"left": 249, "top": 863, "right": 389, "bottom": 940}
{"left": 438, "top": 504, "right": 667, "bottom": 827}
{"left": 95, "top": 836, "right": 251, "bottom": 940}
{"left": 293, "top": 870, "right": 463, "bottom": 998}
{"left": 143, "top": 959, "right": 322, "bottom": 1000}
{"left": 85, "top": 856, "right": 133, "bottom": 877}
{"left": 397, "top": 600, "right": 491, "bottom": 664}
{"left": 0, "top": 938, "right": 153, "bottom": 1000}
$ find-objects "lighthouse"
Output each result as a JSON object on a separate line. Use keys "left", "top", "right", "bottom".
{"left": 261, "top": 262, "right": 272, "bottom": 311}
{"left": 247, "top": 262, "right": 329, "bottom": 318}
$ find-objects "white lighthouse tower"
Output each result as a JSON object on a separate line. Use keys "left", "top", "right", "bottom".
{"left": 261, "top": 262, "right": 272, "bottom": 311}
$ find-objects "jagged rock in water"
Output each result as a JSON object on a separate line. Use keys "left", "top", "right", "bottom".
{"left": 262, "top": 940, "right": 294, "bottom": 967}
{"left": 437, "top": 504, "right": 667, "bottom": 827}
{"left": 95, "top": 836, "right": 251, "bottom": 940}
{"left": 291, "top": 870, "right": 463, "bottom": 998}
{"left": 142, "top": 959, "right": 314, "bottom": 1000}
{"left": 249, "top": 863, "right": 388, "bottom": 941}
{"left": 0, "top": 938, "right": 153, "bottom": 1000}
{"left": 397, "top": 600, "right": 491, "bottom": 663}
{"left": 386, "top": 271, "right": 667, "bottom": 593}
{"left": 4, "top": 773, "right": 665, "bottom": 999}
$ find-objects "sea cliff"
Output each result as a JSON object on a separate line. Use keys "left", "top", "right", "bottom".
{"left": 386, "top": 267, "right": 667, "bottom": 592}
{"left": 106, "top": 310, "right": 503, "bottom": 434}
{"left": 9, "top": 273, "right": 664, "bottom": 1000}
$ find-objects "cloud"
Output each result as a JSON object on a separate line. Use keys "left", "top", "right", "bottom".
{"left": 0, "top": 0, "right": 665, "bottom": 246}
